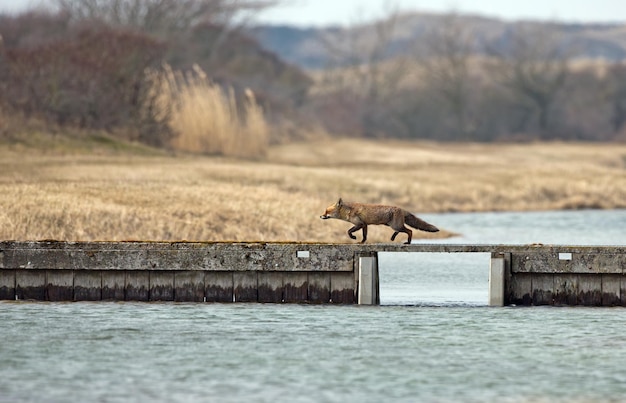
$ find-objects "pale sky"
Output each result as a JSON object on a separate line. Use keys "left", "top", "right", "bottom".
{"left": 258, "top": 0, "right": 626, "bottom": 26}
{"left": 0, "top": 0, "right": 624, "bottom": 25}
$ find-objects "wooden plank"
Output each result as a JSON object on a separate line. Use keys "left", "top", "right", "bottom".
{"left": 283, "top": 272, "right": 308, "bottom": 303}
{"left": 205, "top": 271, "right": 233, "bottom": 302}
{"left": 554, "top": 274, "right": 578, "bottom": 306}
{"left": 531, "top": 274, "right": 554, "bottom": 306}
{"left": 330, "top": 272, "right": 355, "bottom": 304}
{"left": 234, "top": 272, "right": 257, "bottom": 302}
{"left": 150, "top": 271, "right": 174, "bottom": 301}
{"left": 102, "top": 271, "right": 126, "bottom": 300}
{"left": 258, "top": 272, "right": 283, "bottom": 303}
{"left": 601, "top": 274, "right": 621, "bottom": 306}
{"left": 501, "top": 252, "right": 512, "bottom": 306}
{"left": 126, "top": 271, "right": 149, "bottom": 301}
{"left": 308, "top": 272, "right": 330, "bottom": 303}
{"left": 621, "top": 276, "right": 626, "bottom": 307}
{"left": 174, "top": 271, "right": 205, "bottom": 302}
{"left": 46, "top": 270, "right": 73, "bottom": 301}
{"left": 508, "top": 273, "right": 532, "bottom": 306}
{"left": 0, "top": 270, "right": 15, "bottom": 300}
{"left": 74, "top": 271, "right": 102, "bottom": 301}
{"left": 578, "top": 275, "right": 602, "bottom": 306}
{"left": 16, "top": 270, "right": 46, "bottom": 300}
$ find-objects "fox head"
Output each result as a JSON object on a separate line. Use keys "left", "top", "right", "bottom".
{"left": 320, "top": 198, "right": 344, "bottom": 220}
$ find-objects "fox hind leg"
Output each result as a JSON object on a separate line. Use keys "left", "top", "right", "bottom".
{"left": 403, "top": 228, "right": 412, "bottom": 244}
{"left": 391, "top": 225, "right": 412, "bottom": 244}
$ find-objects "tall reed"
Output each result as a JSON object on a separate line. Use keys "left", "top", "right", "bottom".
{"left": 146, "top": 64, "right": 269, "bottom": 158}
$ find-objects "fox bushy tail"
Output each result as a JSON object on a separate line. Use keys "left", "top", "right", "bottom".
{"left": 405, "top": 213, "right": 439, "bottom": 232}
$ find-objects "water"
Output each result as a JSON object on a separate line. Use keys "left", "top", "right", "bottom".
{"left": 380, "top": 209, "right": 626, "bottom": 306}
{"left": 1, "top": 210, "right": 626, "bottom": 402}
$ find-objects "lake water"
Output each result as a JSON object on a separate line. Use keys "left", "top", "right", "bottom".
{"left": 381, "top": 209, "right": 626, "bottom": 306}
{"left": 1, "top": 210, "right": 626, "bottom": 402}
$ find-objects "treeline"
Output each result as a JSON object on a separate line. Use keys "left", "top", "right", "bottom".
{"left": 309, "top": 13, "right": 626, "bottom": 142}
{"left": 1, "top": 2, "right": 625, "bottom": 151}
{"left": 0, "top": 0, "right": 312, "bottom": 154}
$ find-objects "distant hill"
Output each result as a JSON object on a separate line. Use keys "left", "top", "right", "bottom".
{"left": 252, "top": 12, "right": 626, "bottom": 70}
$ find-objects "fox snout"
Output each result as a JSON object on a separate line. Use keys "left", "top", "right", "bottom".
{"left": 320, "top": 208, "right": 336, "bottom": 220}
{"left": 321, "top": 201, "right": 340, "bottom": 220}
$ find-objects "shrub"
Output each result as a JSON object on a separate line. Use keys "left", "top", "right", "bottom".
{"left": 0, "top": 16, "right": 170, "bottom": 146}
{"left": 146, "top": 64, "right": 269, "bottom": 158}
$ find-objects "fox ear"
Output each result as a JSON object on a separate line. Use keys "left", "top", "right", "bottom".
{"left": 337, "top": 197, "right": 343, "bottom": 206}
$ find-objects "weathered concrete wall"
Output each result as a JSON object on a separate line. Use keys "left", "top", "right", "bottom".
{"left": 0, "top": 241, "right": 361, "bottom": 303}
{"left": 502, "top": 249, "right": 626, "bottom": 306}
{"left": 1, "top": 241, "right": 625, "bottom": 305}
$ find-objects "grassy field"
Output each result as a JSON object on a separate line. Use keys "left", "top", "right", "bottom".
{"left": 1, "top": 138, "right": 625, "bottom": 242}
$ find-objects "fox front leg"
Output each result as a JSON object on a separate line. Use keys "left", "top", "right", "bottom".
{"left": 347, "top": 224, "right": 367, "bottom": 243}
{"left": 347, "top": 225, "right": 359, "bottom": 240}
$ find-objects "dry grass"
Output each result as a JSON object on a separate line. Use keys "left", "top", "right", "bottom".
{"left": 146, "top": 64, "right": 269, "bottom": 158}
{"left": 1, "top": 139, "right": 626, "bottom": 242}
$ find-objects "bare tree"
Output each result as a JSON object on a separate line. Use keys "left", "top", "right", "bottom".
{"left": 604, "top": 64, "right": 626, "bottom": 135}
{"left": 420, "top": 12, "right": 476, "bottom": 139}
{"left": 317, "top": 6, "right": 410, "bottom": 136}
{"left": 52, "top": 0, "right": 280, "bottom": 67}
{"left": 486, "top": 23, "right": 572, "bottom": 138}
{"left": 52, "top": 0, "right": 277, "bottom": 34}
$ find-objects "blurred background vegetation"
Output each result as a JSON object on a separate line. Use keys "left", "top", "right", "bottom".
{"left": 1, "top": 0, "right": 626, "bottom": 159}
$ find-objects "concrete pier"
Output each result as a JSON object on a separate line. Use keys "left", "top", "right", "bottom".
{"left": 489, "top": 257, "right": 505, "bottom": 306}
{"left": 1, "top": 241, "right": 625, "bottom": 306}
{"left": 358, "top": 256, "right": 379, "bottom": 305}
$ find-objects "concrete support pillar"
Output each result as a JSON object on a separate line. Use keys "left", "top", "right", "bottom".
{"left": 489, "top": 257, "right": 505, "bottom": 306}
{"left": 358, "top": 255, "right": 379, "bottom": 305}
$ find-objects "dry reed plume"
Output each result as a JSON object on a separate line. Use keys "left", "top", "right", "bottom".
{"left": 1, "top": 140, "right": 626, "bottom": 242}
{"left": 146, "top": 64, "right": 269, "bottom": 158}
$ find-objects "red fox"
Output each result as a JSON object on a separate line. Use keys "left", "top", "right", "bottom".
{"left": 320, "top": 198, "right": 439, "bottom": 244}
